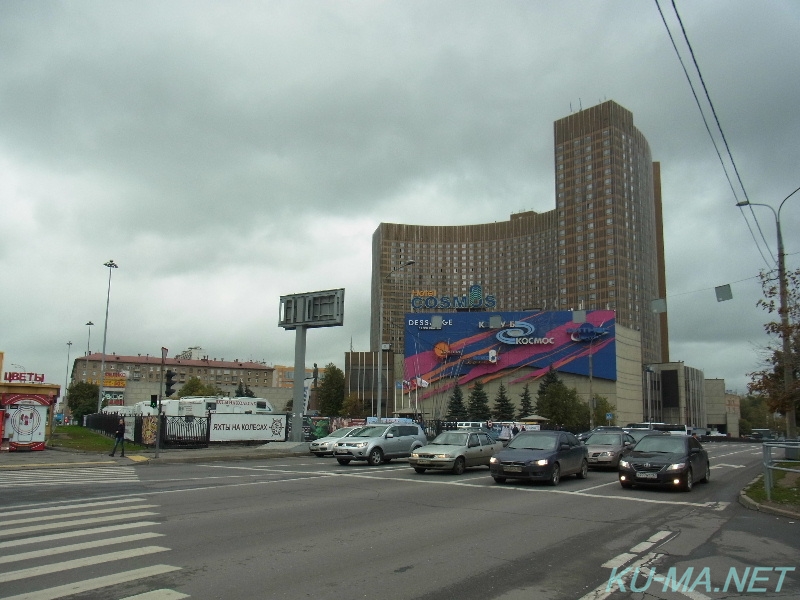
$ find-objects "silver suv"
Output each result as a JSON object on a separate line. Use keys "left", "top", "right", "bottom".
{"left": 334, "top": 423, "right": 427, "bottom": 466}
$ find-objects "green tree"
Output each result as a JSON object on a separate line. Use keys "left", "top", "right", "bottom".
{"left": 67, "top": 381, "right": 100, "bottom": 422}
{"left": 445, "top": 383, "right": 468, "bottom": 421}
{"left": 178, "top": 376, "right": 220, "bottom": 398}
{"left": 341, "top": 393, "right": 368, "bottom": 418}
{"left": 592, "top": 395, "right": 616, "bottom": 427}
{"left": 536, "top": 366, "right": 563, "bottom": 411}
{"left": 232, "top": 381, "right": 256, "bottom": 397}
{"left": 747, "top": 266, "right": 800, "bottom": 430}
{"left": 492, "top": 383, "right": 515, "bottom": 421}
{"left": 536, "top": 382, "right": 589, "bottom": 432}
{"left": 317, "top": 363, "right": 345, "bottom": 417}
{"left": 467, "top": 380, "right": 492, "bottom": 421}
{"left": 740, "top": 395, "right": 769, "bottom": 430}
{"left": 517, "top": 383, "right": 534, "bottom": 420}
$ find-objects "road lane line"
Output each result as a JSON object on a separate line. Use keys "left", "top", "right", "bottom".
{"left": 0, "top": 546, "right": 171, "bottom": 583}
{"left": 4, "top": 505, "right": 158, "bottom": 527}
{"left": 0, "top": 522, "right": 161, "bottom": 549}
{"left": 0, "top": 565, "right": 181, "bottom": 600}
{"left": 601, "top": 553, "right": 637, "bottom": 569}
{"left": 1, "top": 512, "right": 159, "bottom": 538}
{"left": 3, "top": 497, "right": 147, "bottom": 517}
{"left": 119, "top": 590, "right": 189, "bottom": 600}
{"left": 0, "top": 533, "right": 164, "bottom": 565}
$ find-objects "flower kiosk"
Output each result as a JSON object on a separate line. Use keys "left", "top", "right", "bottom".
{"left": 1, "top": 354, "right": 61, "bottom": 451}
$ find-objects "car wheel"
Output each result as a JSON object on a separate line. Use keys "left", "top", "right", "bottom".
{"left": 452, "top": 457, "right": 466, "bottom": 475}
{"left": 700, "top": 461, "right": 710, "bottom": 483}
{"left": 367, "top": 447, "right": 383, "bottom": 466}
{"left": 493, "top": 476, "right": 506, "bottom": 484}
{"left": 336, "top": 458, "right": 351, "bottom": 466}
{"left": 414, "top": 467, "right": 426, "bottom": 474}
{"left": 683, "top": 468, "right": 694, "bottom": 492}
{"left": 549, "top": 463, "right": 561, "bottom": 486}
{"left": 577, "top": 459, "right": 588, "bottom": 479}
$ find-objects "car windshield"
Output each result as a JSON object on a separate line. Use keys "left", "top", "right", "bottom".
{"left": 431, "top": 432, "right": 469, "bottom": 446}
{"left": 506, "top": 434, "right": 557, "bottom": 451}
{"left": 627, "top": 430, "right": 658, "bottom": 442}
{"left": 587, "top": 433, "right": 621, "bottom": 446}
{"left": 329, "top": 427, "right": 360, "bottom": 438}
{"left": 634, "top": 436, "right": 685, "bottom": 454}
{"left": 351, "top": 425, "right": 389, "bottom": 438}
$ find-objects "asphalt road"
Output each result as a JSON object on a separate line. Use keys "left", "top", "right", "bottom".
{"left": 1, "top": 442, "right": 797, "bottom": 600}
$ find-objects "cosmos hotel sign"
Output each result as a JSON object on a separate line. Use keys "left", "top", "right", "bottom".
{"left": 410, "top": 284, "right": 497, "bottom": 310}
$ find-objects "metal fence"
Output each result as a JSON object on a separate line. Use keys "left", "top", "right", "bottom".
{"left": 761, "top": 441, "right": 800, "bottom": 501}
{"left": 85, "top": 413, "right": 210, "bottom": 448}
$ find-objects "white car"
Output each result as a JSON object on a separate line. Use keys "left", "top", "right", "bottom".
{"left": 309, "top": 426, "right": 363, "bottom": 457}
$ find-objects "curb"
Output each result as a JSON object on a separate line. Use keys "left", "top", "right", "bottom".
{"left": 738, "top": 474, "right": 800, "bottom": 519}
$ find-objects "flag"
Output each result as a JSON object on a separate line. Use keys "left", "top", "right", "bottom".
{"left": 415, "top": 377, "right": 429, "bottom": 388}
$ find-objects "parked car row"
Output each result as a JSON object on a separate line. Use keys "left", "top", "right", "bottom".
{"left": 308, "top": 423, "right": 711, "bottom": 493}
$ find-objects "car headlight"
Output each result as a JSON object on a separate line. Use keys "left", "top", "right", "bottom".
{"left": 433, "top": 454, "right": 451, "bottom": 459}
{"left": 354, "top": 442, "right": 368, "bottom": 448}
{"left": 534, "top": 459, "right": 548, "bottom": 466}
{"left": 411, "top": 452, "right": 419, "bottom": 458}
{"left": 619, "top": 459, "right": 630, "bottom": 468}
{"left": 667, "top": 462, "right": 686, "bottom": 471}
{"left": 490, "top": 457, "right": 499, "bottom": 464}
{"left": 599, "top": 451, "right": 613, "bottom": 457}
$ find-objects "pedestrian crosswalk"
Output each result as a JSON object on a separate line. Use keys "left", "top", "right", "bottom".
{"left": 0, "top": 467, "right": 140, "bottom": 488}
{"left": 0, "top": 497, "right": 188, "bottom": 600}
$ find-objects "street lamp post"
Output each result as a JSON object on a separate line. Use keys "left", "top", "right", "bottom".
{"left": 97, "top": 260, "right": 119, "bottom": 413}
{"left": 60, "top": 341, "right": 72, "bottom": 426}
{"left": 738, "top": 186, "right": 799, "bottom": 439}
{"left": 85, "top": 321, "right": 94, "bottom": 356}
{"left": 377, "top": 259, "right": 414, "bottom": 421}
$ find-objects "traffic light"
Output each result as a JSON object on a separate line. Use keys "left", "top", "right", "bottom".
{"left": 150, "top": 395, "right": 157, "bottom": 409}
{"left": 164, "top": 369, "right": 177, "bottom": 397}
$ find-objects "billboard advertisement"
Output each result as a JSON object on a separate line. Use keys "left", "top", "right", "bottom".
{"left": 403, "top": 310, "right": 616, "bottom": 394}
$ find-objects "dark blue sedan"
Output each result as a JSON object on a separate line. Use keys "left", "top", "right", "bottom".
{"left": 489, "top": 430, "right": 589, "bottom": 485}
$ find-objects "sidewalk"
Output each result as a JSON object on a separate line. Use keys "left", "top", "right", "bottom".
{"left": 0, "top": 441, "right": 311, "bottom": 470}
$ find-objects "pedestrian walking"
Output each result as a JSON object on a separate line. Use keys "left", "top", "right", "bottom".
{"left": 110, "top": 419, "right": 126, "bottom": 457}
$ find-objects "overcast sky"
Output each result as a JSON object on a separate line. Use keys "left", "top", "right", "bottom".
{"left": 2, "top": 1, "right": 799, "bottom": 398}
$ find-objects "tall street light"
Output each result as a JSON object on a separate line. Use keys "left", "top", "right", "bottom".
{"left": 85, "top": 321, "right": 94, "bottom": 356}
{"left": 738, "top": 185, "right": 800, "bottom": 439}
{"left": 97, "top": 260, "right": 119, "bottom": 413}
{"left": 377, "top": 259, "right": 414, "bottom": 421}
{"left": 61, "top": 341, "right": 72, "bottom": 425}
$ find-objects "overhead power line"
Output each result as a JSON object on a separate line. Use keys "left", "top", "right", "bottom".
{"left": 654, "top": 0, "right": 775, "bottom": 269}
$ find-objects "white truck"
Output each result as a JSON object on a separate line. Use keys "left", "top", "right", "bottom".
{"left": 132, "top": 396, "right": 275, "bottom": 417}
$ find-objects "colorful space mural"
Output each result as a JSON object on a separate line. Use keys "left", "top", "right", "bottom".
{"left": 403, "top": 310, "right": 616, "bottom": 396}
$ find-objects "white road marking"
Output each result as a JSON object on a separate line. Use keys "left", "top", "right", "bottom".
{"left": 579, "top": 552, "right": 662, "bottom": 600}
{"left": 0, "top": 565, "right": 181, "bottom": 600}
{"left": 4, "top": 504, "right": 158, "bottom": 527}
{"left": 119, "top": 590, "right": 189, "bottom": 600}
{"left": 3, "top": 497, "right": 148, "bottom": 517}
{"left": 0, "top": 533, "right": 164, "bottom": 565}
{"left": 0, "top": 522, "right": 161, "bottom": 549}
{"left": 1, "top": 511, "right": 159, "bottom": 538}
{"left": 0, "top": 546, "right": 170, "bottom": 583}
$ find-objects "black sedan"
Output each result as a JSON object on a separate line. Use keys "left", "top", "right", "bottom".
{"left": 618, "top": 434, "right": 710, "bottom": 492}
{"left": 489, "top": 430, "right": 588, "bottom": 486}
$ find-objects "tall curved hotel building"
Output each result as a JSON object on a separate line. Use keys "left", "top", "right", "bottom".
{"left": 371, "top": 100, "right": 668, "bottom": 367}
